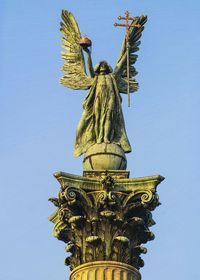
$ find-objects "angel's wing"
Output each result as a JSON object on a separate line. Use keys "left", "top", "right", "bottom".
{"left": 114, "top": 15, "right": 148, "bottom": 94}
{"left": 60, "top": 10, "right": 93, "bottom": 90}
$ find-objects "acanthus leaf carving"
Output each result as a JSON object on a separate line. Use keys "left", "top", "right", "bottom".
{"left": 49, "top": 173, "right": 163, "bottom": 271}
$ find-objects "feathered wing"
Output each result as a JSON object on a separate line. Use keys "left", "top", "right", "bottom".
{"left": 60, "top": 10, "right": 93, "bottom": 90}
{"left": 114, "top": 15, "right": 148, "bottom": 94}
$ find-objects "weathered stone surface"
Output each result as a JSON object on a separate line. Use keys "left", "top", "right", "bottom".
{"left": 83, "top": 170, "right": 129, "bottom": 179}
{"left": 49, "top": 9, "right": 165, "bottom": 279}
{"left": 49, "top": 171, "right": 164, "bottom": 271}
{"left": 70, "top": 261, "right": 141, "bottom": 280}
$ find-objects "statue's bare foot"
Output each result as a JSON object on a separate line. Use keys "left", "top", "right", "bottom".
{"left": 104, "top": 138, "right": 110, "bottom": 144}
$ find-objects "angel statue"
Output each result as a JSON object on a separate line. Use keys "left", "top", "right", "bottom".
{"left": 60, "top": 10, "right": 147, "bottom": 158}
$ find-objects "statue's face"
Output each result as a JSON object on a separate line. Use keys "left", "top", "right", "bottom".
{"left": 99, "top": 62, "right": 109, "bottom": 74}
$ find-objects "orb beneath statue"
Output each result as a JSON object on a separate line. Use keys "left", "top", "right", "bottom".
{"left": 83, "top": 143, "right": 127, "bottom": 171}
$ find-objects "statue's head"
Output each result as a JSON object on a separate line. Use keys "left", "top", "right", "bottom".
{"left": 94, "top": 61, "right": 113, "bottom": 75}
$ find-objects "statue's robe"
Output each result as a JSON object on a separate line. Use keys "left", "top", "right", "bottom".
{"left": 74, "top": 74, "right": 131, "bottom": 157}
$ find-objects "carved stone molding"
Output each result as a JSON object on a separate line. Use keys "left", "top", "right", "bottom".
{"left": 70, "top": 261, "right": 141, "bottom": 280}
{"left": 49, "top": 171, "right": 164, "bottom": 271}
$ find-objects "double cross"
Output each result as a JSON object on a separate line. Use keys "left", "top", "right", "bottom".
{"left": 114, "top": 11, "right": 141, "bottom": 107}
{"left": 114, "top": 11, "right": 141, "bottom": 45}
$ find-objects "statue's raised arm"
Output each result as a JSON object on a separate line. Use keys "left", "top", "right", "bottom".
{"left": 114, "top": 15, "right": 148, "bottom": 94}
{"left": 60, "top": 11, "right": 147, "bottom": 171}
{"left": 60, "top": 10, "right": 93, "bottom": 90}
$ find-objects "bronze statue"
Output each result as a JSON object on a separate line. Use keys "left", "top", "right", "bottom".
{"left": 60, "top": 11, "right": 147, "bottom": 157}
{"left": 49, "top": 10, "right": 165, "bottom": 277}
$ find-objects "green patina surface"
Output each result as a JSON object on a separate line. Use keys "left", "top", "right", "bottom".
{"left": 49, "top": 9, "right": 164, "bottom": 275}
{"left": 60, "top": 10, "right": 147, "bottom": 157}
{"left": 49, "top": 172, "right": 164, "bottom": 270}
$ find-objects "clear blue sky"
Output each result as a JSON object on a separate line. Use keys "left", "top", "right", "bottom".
{"left": 1, "top": 1, "right": 200, "bottom": 280}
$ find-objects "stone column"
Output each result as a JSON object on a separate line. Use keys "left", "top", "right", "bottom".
{"left": 70, "top": 261, "right": 141, "bottom": 280}
{"left": 49, "top": 170, "right": 164, "bottom": 278}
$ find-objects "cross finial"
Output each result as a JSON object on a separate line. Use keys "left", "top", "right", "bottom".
{"left": 114, "top": 11, "right": 141, "bottom": 107}
{"left": 114, "top": 10, "right": 141, "bottom": 45}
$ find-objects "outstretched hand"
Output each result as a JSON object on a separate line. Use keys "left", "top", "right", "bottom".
{"left": 82, "top": 46, "right": 90, "bottom": 53}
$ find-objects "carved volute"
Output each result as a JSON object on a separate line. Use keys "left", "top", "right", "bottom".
{"left": 49, "top": 8, "right": 164, "bottom": 280}
{"left": 49, "top": 171, "right": 164, "bottom": 271}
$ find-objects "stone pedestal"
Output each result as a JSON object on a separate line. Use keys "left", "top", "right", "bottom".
{"left": 70, "top": 261, "right": 141, "bottom": 280}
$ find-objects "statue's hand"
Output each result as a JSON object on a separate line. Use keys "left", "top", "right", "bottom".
{"left": 82, "top": 46, "right": 90, "bottom": 53}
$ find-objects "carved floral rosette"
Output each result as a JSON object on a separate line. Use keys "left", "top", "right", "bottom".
{"left": 49, "top": 172, "right": 164, "bottom": 271}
